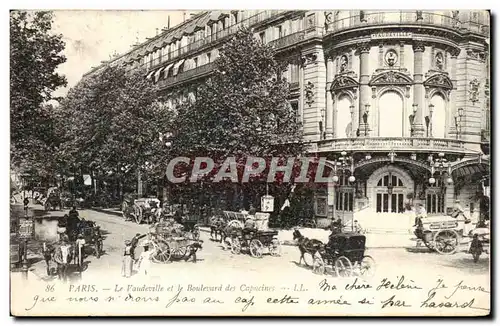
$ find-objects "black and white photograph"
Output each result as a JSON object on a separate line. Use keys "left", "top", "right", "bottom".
{"left": 8, "top": 7, "right": 491, "bottom": 316}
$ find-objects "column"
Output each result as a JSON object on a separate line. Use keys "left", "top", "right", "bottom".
{"left": 358, "top": 42, "right": 371, "bottom": 136}
{"left": 448, "top": 47, "right": 460, "bottom": 138}
{"left": 412, "top": 41, "right": 426, "bottom": 137}
{"left": 325, "top": 55, "right": 334, "bottom": 138}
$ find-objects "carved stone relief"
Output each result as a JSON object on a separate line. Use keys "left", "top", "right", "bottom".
{"left": 305, "top": 81, "right": 315, "bottom": 107}
{"left": 469, "top": 78, "right": 480, "bottom": 104}
{"left": 385, "top": 49, "right": 398, "bottom": 67}
{"left": 301, "top": 53, "right": 318, "bottom": 67}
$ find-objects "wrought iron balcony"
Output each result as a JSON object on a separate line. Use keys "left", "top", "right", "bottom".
{"left": 157, "top": 62, "right": 216, "bottom": 89}
{"left": 317, "top": 137, "right": 480, "bottom": 154}
{"left": 325, "top": 11, "right": 488, "bottom": 36}
{"left": 268, "top": 30, "right": 305, "bottom": 49}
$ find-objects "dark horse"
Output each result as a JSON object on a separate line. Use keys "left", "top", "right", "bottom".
{"left": 209, "top": 216, "right": 226, "bottom": 241}
{"left": 292, "top": 229, "right": 324, "bottom": 266}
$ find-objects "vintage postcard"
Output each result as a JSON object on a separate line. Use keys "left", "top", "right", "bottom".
{"left": 10, "top": 9, "right": 491, "bottom": 317}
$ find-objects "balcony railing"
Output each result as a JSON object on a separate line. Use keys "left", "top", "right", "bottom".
{"left": 157, "top": 62, "right": 216, "bottom": 88}
{"left": 318, "top": 137, "right": 477, "bottom": 152}
{"left": 325, "top": 11, "right": 489, "bottom": 35}
{"left": 269, "top": 30, "right": 306, "bottom": 49}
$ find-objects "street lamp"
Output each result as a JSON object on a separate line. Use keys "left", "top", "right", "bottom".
{"left": 332, "top": 151, "right": 356, "bottom": 231}
{"left": 428, "top": 152, "right": 453, "bottom": 190}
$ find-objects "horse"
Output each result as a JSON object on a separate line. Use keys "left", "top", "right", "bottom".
{"left": 53, "top": 243, "right": 75, "bottom": 281}
{"left": 219, "top": 223, "right": 244, "bottom": 250}
{"left": 209, "top": 216, "right": 226, "bottom": 241}
{"left": 292, "top": 229, "right": 324, "bottom": 266}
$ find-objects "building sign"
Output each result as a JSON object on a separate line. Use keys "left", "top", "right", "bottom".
{"left": 10, "top": 244, "right": 20, "bottom": 264}
{"left": 261, "top": 195, "right": 274, "bottom": 212}
{"left": 18, "top": 218, "right": 34, "bottom": 239}
{"left": 371, "top": 32, "right": 413, "bottom": 40}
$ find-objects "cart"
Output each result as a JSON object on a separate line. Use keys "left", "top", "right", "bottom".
{"left": 414, "top": 214, "right": 468, "bottom": 255}
{"left": 312, "top": 233, "right": 376, "bottom": 278}
{"left": 149, "top": 221, "right": 203, "bottom": 263}
{"left": 77, "top": 221, "right": 103, "bottom": 259}
{"left": 122, "top": 197, "right": 161, "bottom": 224}
{"left": 230, "top": 229, "right": 281, "bottom": 258}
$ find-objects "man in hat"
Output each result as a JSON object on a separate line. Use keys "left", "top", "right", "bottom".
{"left": 122, "top": 240, "right": 133, "bottom": 278}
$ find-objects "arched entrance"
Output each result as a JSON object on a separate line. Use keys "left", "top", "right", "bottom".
{"left": 367, "top": 166, "right": 414, "bottom": 213}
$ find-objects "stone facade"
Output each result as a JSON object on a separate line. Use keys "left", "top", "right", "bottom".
{"left": 84, "top": 10, "right": 490, "bottom": 231}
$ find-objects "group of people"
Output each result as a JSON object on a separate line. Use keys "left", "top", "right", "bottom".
{"left": 122, "top": 233, "right": 151, "bottom": 278}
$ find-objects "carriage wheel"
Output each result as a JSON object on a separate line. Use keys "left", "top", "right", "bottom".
{"left": 358, "top": 255, "right": 376, "bottom": 278}
{"left": 133, "top": 205, "right": 143, "bottom": 224}
{"left": 121, "top": 202, "right": 129, "bottom": 219}
{"left": 312, "top": 256, "right": 326, "bottom": 275}
{"left": 231, "top": 238, "right": 241, "bottom": 254}
{"left": 269, "top": 239, "right": 282, "bottom": 257}
{"left": 151, "top": 240, "right": 172, "bottom": 263}
{"left": 171, "top": 246, "right": 187, "bottom": 259}
{"left": 334, "top": 256, "right": 353, "bottom": 278}
{"left": 434, "top": 229, "right": 459, "bottom": 255}
{"left": 249, "top": 239, "right": 264, "bottom": 258}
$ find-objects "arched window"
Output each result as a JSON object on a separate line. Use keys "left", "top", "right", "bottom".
{"left": 336, "top": 95, "right": 352, "bottom": 138}
{"left": 375, "top": 173, "right": 406, "bottom": 213}
{"left": 335, "top": 172, "right": 354, "bottom": 213}
{"left": 378, "top": 91, "right": 403, "bottom": 137}
{"left": 430, "top": 94, "right": 446, "bottom": 138}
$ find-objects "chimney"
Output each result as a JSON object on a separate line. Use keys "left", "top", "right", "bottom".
{"left": 183, "top": 11, "right": 186, "bottom": 22}
{"left": 168, "top": 15, "right": 171, "bottom": 29}
{"left": 156, "top": 28, "right": 159, "bottom": 36}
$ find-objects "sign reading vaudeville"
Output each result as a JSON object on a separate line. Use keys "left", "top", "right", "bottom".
{"left": 18, "top": 218, "right": 34, "bottom": 239}
{"left": 371, "top": 32, "right": 413, "bottom": 39}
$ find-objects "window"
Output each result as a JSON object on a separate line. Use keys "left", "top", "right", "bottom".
{"left": 194, "top": 57, "right": 198, "bottom": 68}
{"left": 375, "top": 173, "right": 406, "bottom": 213}
{"left": 315, "top": 196, "right": 328, "bottom": 217}
{"left": 259, "top": 31, "right": 266, "bottom": 43}
{"left": 290, "top": 63, "right": 299, "bottom": 84}
{"left": 207, "top": 52, "right": 212, "bottom": 63}
{"left": 335, "top": 173, "right": 355, "bottom": 212}
{"left": 277, "top": 25, "right": 283, "bottom": 38}
{"left": 290, "top": 101, "right": 299, "bottom": 123}
{"left": 233, "top": 12, "right": 239, "bottom": 24}
{"left": 426, "top": 178, "right": 445, "bottom": 214}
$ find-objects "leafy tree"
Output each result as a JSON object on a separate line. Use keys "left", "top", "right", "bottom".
{"left": 170, "top": 28, "right": 304, "bottom": 210}
{"left": 10, "top": 11, "right": 67, "bottom": 176}
{"left": 57, "top": 65, "right": 174, "bottom": 197}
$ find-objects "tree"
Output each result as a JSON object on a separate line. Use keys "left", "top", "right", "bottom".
{"left": 10, "top": 11, "right": 67, "bottom": 174}
{"left": 171, "top": 28, "right": 304, "bottom": 209}
{"left": 57, "top": 65, "right": 174, "bottom": 197}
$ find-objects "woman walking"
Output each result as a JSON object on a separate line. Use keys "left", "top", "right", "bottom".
{"left": 122, "top": 240, "right": 133, "bottom": 278}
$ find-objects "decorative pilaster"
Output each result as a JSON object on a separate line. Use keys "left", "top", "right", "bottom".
{"left": 448, "top": 47, "right": 460, "bottom": 137}
{"left": 325, "top": 55, "right": 334, "bottom": 138}
{"left": 412, "top": 41, "right": 426, "bottom": 136}
{"left": 358, "top": 42, "right": 371, "bottom": 136}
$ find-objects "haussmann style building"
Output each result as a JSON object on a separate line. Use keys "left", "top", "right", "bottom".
{"left": 83, "top": 10, "right": 490, "bottom": 232}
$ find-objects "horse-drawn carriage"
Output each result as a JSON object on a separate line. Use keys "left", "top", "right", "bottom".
{"left": 149, "top": 220, "right": 203, "bottom": 263}
{"left": 42, "top": 187, "right": 63, "bottom": 211}
{"left": 414, "top": 212, "right": 469, "bottom": 255}
{"left": 122, "top": 196, "right": 161, "bottom": 224}
{"left": 75, "top": 220, "right": 104, "bottom": 259}
{"left": 230, "top": 229, "right": 281, "bottom": 258}
{"left": 312, "top": 232, "right": 375, "bottom": 278}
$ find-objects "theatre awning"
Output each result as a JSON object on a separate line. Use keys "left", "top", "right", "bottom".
{"left": 172, "top": 59, "right": 186, "bottom": 76}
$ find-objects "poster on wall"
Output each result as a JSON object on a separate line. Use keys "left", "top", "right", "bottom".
{"left": 260, "top": 195, "right": 274, "bottom": 212}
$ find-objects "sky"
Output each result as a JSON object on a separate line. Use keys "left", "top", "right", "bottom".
{"left": 51, "top": 10, "right": 199, "bottom": 97}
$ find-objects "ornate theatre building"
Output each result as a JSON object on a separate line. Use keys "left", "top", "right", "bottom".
{"left": 84, "top": 11, "right": 490, "bottom": 231}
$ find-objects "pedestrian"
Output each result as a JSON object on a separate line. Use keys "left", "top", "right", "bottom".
{"left": 75, "top": 234, "right": 86, "bottom": 266}
{"left": 136, "top": 242, "right": 152, "bottom": 276}
{"left": 130, "top": 233, "right": 147, "bottom": 261}
{"left": 248, "top": 204, "right": 257, "bottom": 216}
{"left": 122, "top": 240, "right": 133, "bottom": 278}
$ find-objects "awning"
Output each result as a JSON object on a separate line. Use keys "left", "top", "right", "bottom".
{"left": 154, "top": 66, "right": 164, "bottom": 82}
{"left": 163, "top": 63, "right": 175, "bottom": 78}
{"left": 145, "top": 70, "right": 155, "bottom": 80}
{"left": 172, "top": 59, "right": 186, "bottom": 76}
